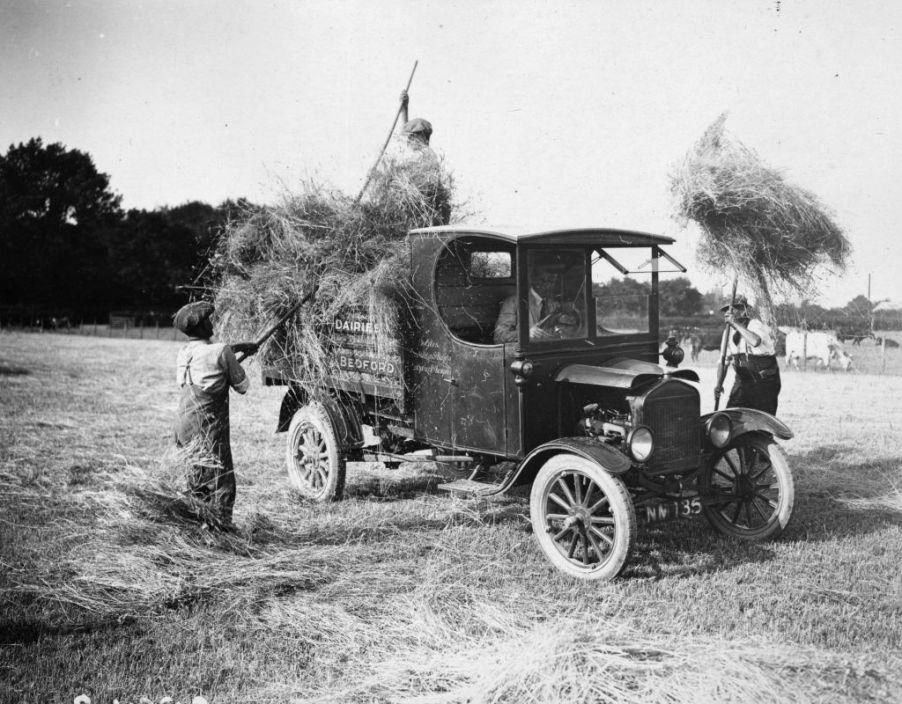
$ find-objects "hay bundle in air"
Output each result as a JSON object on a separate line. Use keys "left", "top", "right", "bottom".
{"left": 670, "top": 113, "right": 850, "bottom": 320}
{"left": 209, "top": 159, "right": 456, "bottom": 395}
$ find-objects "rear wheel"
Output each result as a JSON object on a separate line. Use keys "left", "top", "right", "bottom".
{"left": 285, "top": 402, "right": 346, "bottom": 501}
{"left": 530, "top": 454, "right": 636, "bottom": 581}
{"left": 701, "top": 433, "right": 794, "bottom": 540}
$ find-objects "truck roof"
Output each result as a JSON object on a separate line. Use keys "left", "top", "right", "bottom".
{"left": 408, "top": 225, "right": 675, "bottom": 247}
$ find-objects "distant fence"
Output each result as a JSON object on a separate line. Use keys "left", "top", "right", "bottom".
{"left": 779, "top": 329, "right": 900, "bottom": 376}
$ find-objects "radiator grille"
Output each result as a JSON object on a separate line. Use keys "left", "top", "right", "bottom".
{"left": 635, "top": 381, "right": 700, "bottom": 474}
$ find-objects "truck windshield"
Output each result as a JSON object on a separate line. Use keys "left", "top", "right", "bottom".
{"left": 592, "top": 247, "right": 653, "bottom": 335}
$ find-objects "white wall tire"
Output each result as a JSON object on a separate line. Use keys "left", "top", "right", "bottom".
{"left": 530, "top": 454, "right": 636, "bottom": 581}
{"left": 285, "top": 402, "right": 346, "bottom": 501}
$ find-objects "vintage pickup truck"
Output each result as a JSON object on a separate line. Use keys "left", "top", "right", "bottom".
{"left": 262, "top": 225, "right": 795, "bottom": 580}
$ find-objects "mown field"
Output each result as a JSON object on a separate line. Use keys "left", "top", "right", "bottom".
{"left": 1, "top": 331, "right": 901, "bottom": 703}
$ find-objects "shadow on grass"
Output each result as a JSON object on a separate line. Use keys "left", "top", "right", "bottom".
{"left": 0, "top": 614, "right": 135, "bottom": 645}
{"left": 620, "top": 446, "right": 902, "bottom": 579}
{"left": 787, "top": 445, "right": 902, "bottom": 541}
{"left": 616, "top": 517, "right": 778, "bottom": 580}
{"left": 0, "top": 363, "right": 30, "bottom": 375}
{"left": 341, "top": 460, "right": 521, "bottom": 501}
{"left": 342, "top": 469, "right": 456, "bottom": 500}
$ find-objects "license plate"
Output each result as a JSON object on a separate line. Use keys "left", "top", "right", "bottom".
{"left": 643, "top": 497, "right": 702, "bottom": 523}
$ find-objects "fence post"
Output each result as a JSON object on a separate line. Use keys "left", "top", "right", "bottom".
{"left": 801, "top": 331, "right": 807, "bottom": 372}
{"left": 881, "top": 336, "right": 887, "bottom": 375}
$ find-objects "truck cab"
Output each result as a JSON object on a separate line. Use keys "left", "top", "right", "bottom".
{"left": 407, "top": 226, "right": 684, "bottom": 463}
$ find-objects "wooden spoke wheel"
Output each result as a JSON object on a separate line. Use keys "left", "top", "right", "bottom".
{"left": 285, "top": 403, "right": 346, "bottom": 501}
{"left": 701, "top": 433, "right": 794, "bottom": 540}
{"left": 530, "top": 454, "right": 636, "bottom": 581}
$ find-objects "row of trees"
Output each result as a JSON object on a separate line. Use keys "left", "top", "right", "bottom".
{"left": 599, "top": 277, "right": 898, "bottom": 331}
{"left": 0, "top": 138, "right": 250, "bottom": 318}
{"left": 594, "top": 277, "right": 703, "bottom": 317}
{"left": 3, "top": 137, "right": 896, "bottom": 330}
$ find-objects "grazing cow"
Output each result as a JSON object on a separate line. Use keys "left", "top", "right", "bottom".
{"left": 680, "top": 334, "right": 702, "bottom": 362}
{"left": 784, "top": 330, "right": 853, "bottom": 371}
{"left": 836, "top": 325, "right": 874, "bottom": 346}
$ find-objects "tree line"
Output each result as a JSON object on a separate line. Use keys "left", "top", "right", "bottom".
{"left": 0, "top": 138, "right": 250, "bottom": 321}
{"left": 3, "top": 138, "right": 898, "bottom": 330}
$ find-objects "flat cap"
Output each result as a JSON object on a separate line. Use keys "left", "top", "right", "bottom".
{"left": 402, "top": 118, "right": 433, "bottom": 137}
{"left": 720, "top": 294, "right": 750, "bottom": 312}
{"left": 174, "top": 301, "right": 214, "bottom": 336}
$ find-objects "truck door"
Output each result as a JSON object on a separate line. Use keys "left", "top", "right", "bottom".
{"left": 409, "top": 234, "right": 515, "bottom": 455}
{"left": 449, "top": 342, "right": 507, "bottom": 452}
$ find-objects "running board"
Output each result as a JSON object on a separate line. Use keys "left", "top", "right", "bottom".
{"left": 437, "top": 466, "right": 519, "bottom": 496}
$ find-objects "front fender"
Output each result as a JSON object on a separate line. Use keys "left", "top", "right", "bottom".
{"left": 701, "top": 407, "right": 793, "bottom": 444}
{"left": 507, "top": 437, "right": 632, "bottom": 490}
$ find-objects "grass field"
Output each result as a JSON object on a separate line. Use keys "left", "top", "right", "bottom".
{"left": 1, "top": 331, "right": 901, "bottom": 703}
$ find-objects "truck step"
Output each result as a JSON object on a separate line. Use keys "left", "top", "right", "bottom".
{"left": 437, "top": 478, "right": 499, "bottom": 495}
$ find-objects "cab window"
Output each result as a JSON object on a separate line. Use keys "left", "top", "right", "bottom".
{"left": 434, "top": 239, "right": 515, "bottom": 344}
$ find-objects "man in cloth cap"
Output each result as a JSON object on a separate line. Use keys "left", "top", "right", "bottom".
{"left": 384, "top": 89, "right": 450, "bottom": 225}
{"left": 172, "top": 301, "right": 258, "bottom": 529}
{"left": 721, "top": 294, "right": 781, "bottom": 415}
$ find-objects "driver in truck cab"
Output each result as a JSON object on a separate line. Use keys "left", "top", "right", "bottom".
{"left": 494, "top": 255, "right": 584, "bottom": 343}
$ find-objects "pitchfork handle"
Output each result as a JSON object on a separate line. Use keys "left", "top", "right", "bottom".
{"left": 354, "top": 60, "right": 419, "bottom": 203}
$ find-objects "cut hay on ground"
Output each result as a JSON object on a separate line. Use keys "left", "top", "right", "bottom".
{"left": 7, "top": 456, "right": 336, "bottom": 620}
{"left": 208, "top": 161, "right": 457, "bottom": 398}
{"left": 671, "top": 113, "right": 850, "bottom": 323}
{"left": 11, "top": 453, "right": 895, "bottom": 704}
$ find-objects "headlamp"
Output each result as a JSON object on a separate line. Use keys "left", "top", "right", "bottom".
{"left": 707, "top": 413, "right": 732, "bottom": 449}
{"left": 627, "top": 426, "right": 654, "bottom": 462}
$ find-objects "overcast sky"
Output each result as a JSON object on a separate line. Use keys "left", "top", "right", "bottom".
{"left": 2, "top": 0, "right": 899, "bottom": 307}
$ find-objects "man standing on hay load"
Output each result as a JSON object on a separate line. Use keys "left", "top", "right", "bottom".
{"left": 389, "top": 89, "right": 451, "bottom": 225}
{"left": 172, "top": 301, "right": 257, "bottom": 530}
{"left": 722, "top": 295, "right": 781, "bottom": 415}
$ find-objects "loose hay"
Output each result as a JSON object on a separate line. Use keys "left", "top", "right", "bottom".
{"left": 297, "top": 600, "right": 896, "bottom": 704}
{"left": 208, "top": 160, "right": 458, "bottom": 398}
{"left": 9, "top": 457, "right": 336, "bottom": 620}
{"left": 671, "top": 113, "right": 850, "bottom": 323}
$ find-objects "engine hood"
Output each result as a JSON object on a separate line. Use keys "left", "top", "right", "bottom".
{"left": 554, "top": 358, "right": 700, "bottom": 392}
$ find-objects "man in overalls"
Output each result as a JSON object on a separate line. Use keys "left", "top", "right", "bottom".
{"left": 722, "top": 295, "right": 782, "bottom": 415}
{"left": 173, "top": 301, "right": 257, "bottom": 528}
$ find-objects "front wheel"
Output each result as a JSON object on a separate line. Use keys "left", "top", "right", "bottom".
{"left": 285, "top": 402, "right": 346, "bottom": 501}
{"left": 701, "top": 433, "right": 794, "bottom": 540}
{"left": 530, "top": 454, "right": 636, "bottom": 581}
